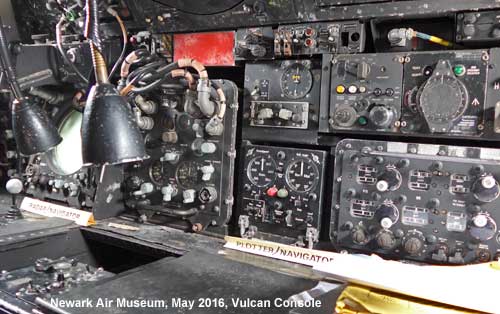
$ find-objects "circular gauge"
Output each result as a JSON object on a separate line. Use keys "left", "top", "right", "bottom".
{"left": 176, "top": 161, "right": 199, "bottom": 189}
{"left": 149, "top": 160, "right": 165, "bottom": 185}
{"left": 46, "top": 110, "right": 83, "bottom": 175}
{"left": 285, "top": 159, "right": 319, "bottom": 193}
{"left": 418, "top": 75, "right": 468, "bottom": 124}
{"left": 247, "top": 155, "right": 277, "bottom": 187}
{"left": 280, "top": 63, "right": 313, "bottom": 99}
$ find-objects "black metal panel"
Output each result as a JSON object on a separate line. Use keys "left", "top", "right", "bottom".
{"left": 331, "top": 139, "right": 500, "bottom": 264}
{"left": 123, "top": 80, "right": 238, "bottom": 235}
{"left": 237, "top": 143, "right": 326, "bottom": 246}
{"left": 42, "top": 250, "right": 318, "bottom": 314}
{"left": 124, "top": 0, "right": 500, "bottom": 33}
{"left": 242, "top": 59, "right": 322, "bottom": 145}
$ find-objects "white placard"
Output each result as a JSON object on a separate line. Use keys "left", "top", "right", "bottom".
{"left": 224, "top": 236, "right": 338, "bottom": 266}
{"left": 20, "top": 197, "right": 95, "bottom": 226}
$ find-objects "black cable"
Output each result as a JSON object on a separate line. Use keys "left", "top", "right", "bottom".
{"left": 56, "top": 16, "right": 89, "bottom": 84}
{"left": 0, "top": 16, "right": 22, "bottom": 100}
{"left": 151, "top": 0, "right": 244, "bottom": 16}
{"left": 84, "top": 0, "right": 103, "bottom": 53}
{"left": 107, "top": 10, "right": 127, "bottom": 80}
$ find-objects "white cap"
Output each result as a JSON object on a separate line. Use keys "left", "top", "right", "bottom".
{"left": 376, "top": 180, "right": 389, "bottom": 192}
{"left": 380, "top": 217, "right": 393, "bottom": 229}
{"left": 481, "top": 176, "right": 496, "bottom": 189}
{"left": 6, "top": 178, "right": 23, "bottom": 195}
{"left": 473, "top": 214, "right": 488, "bottom": 228}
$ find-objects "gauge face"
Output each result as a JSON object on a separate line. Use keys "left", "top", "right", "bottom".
{"left": 280, "top": 63, "right": 313, "bottom": 99}
{"left": 247, "top": 155, "right": 277, "bottom": 187}
{"left": 176, "top": 161, "right": 199, "bottom": 189}
{"left": 47, "top": 110, "right": 83, "bottom": 175}
{"left": 149, "top": 160, "right": 165, "bottom": 185}
{"left": 418, "top": 75, "right": 468, "bottom": 124}
{"left": 285, "top": 159, "right": 319, "bottom": 192}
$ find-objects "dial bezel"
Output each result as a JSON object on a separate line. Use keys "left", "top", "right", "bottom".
{"left": 285, "top": 158, "right": 319, "bottom": 193}
{"left": 246, "top": 155, "right": 278, "bottom": 188}
{"left": 280, "top": 63, "right": 313, "bottom": 99}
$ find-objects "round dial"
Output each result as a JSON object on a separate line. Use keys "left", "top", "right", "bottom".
{"left": 175, "top": 161, "right": 199, "bottom": 189}
{"left": 280, "top": 63, "right": 313, "bottom": 99}
{"left": 247, "top": 155, "right": 277, "bottom": 187}
{"left": 285, "top": 159, "right": 319, "bottom": 193}
{"left": 418, "top": 75, "right": 468, "bottom": 125}
{"left": 470, "top": 213, "right": 497, "bottom": 241}
{"left": 149, "top": 160, "right": 165, "bottom": 185}
{"left": 472, "top": 175, "right": 500, "bottom": 203}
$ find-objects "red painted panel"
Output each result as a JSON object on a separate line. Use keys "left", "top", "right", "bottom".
{"left": 173, "top": 31, "right": 235, "bottom": 66}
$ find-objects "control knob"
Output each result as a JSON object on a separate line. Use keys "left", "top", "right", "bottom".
{"left": 369, "top": 105, "right": 395, "bottom": 128}
{"left": 161, "top": 184, "right": 178, "bottom": 202}
{"left": 402, "top": 231, "right": 425, "bottom": 256}
{"left": 133, "top": 182, "right": 154, "bottom": 197}
{"left": 200, "top": 164, "right": 215, "bottom": 181}
{"left": 374, "top": 203, "right": 399, "bottom": 229}
{"left": 470, "top": 213, "right": 497, "bottom": 241}
{"left": 161, "top": 152, "right": 180, "bottom": 164}
{"left": 472, "top": 175, "right": 500, "bottom": 203}
{"left": 183, "top": 189, "right": 196, "bottom": 204}
{"left": 376, "top": 167, "right": 402, "bottom": 192}
{"left": 375, "top": 229, "right": 396, "bottom": 250}
{"left": 351, "top": 226, "right": 369, "bottom": 245}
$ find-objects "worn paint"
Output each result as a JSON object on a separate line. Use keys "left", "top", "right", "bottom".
{"left": 173, "top": 32, "right": 235, "bottom": 66}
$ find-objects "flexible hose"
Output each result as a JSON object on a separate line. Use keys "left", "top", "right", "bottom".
{"left": 85, "top": 0, "right": 108, "bottom": 83}
{"left": 0, "top": 16, "right": 22, "bottom": 100}
{"left": 107, "top": 7, "right": 127, "bottom": 80}
{"left": 125, "top": 200, "right": 199, "bottom": 218}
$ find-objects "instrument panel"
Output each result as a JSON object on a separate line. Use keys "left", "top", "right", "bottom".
{"left": 243, "top": 59, "right": 322, "bottom": 144}
{"left": 123, "top": 80, "right": 238, "bottom": 235}
{"left": 238, "top": 144, "right": 326, "bottom": 247}
{"left": 332, "top": 139, "right": 500, "bottom": 264}
{"left": 324, "top": 50, "right": 493, "bottom": 139}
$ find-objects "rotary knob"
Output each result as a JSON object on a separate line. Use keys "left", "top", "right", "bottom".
{"left": 333, "top": 105, "right": 357, "bottom": 127}
{"left": 472, "top": 175, "right": 500, "bottom": 203}
{"left": 402, "top": 232, "right": 425, "bottom": 256}
{"left": 470, "top": 213, "right": 497, "bottom": 241}
{"left": 376, "top": 167, "right": 402, "bottom": 192}
{"left": 374, "top": 203, "right": 399, "bottom": 229}
{"left": 375, "top": 229, "right": 396, "bottom": 250}
{"left": 369, "top": 105, "right": 395, "bottom": 128}
{"left": 351, "top": 226, "right": 369, "bottom": 245}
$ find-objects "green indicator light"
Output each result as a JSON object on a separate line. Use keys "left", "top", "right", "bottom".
{"left": 453, "top": 65, "right": 465, "bottom": 76}
{"left": 277, "top": 188, "right": 289, "bottom": 199}
{"left": 358, "top": 116, "right": 368, "bottom": 126}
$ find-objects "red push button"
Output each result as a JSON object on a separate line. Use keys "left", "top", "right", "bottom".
{"left": 266, "top": 186, "right": 278, "bottom": 197}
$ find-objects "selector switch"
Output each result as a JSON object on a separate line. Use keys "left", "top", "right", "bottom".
{"left": 472, "top": 175, "right": 500, "bottom": 203}
{"left": 402, "top": 232, "right": 425, "bottom": 256}
{"left": 470, "top": 213, "right": 497, "bottom": 241}
{"left": 201, "top": 165, "right": 215, "bottom": 182}
{"left": 133, "top": 183, "right": 154, "bottom": 197}
{"left": 183, "top": 189, "right": 196, "bottom": 204}
{"left": 375, "top": 203, "right": 399, "bottom": 229}
{"left": 375, "top": 229, "right": 396, "bottom": 250}
{"left": 376, "top": 167, "right": 402, "bottom": 192}
{"left": 161, "top": 185, "right": 178, "bottom": 202}
{"left": 369, "top": 105, "right": 395, "bottom": 128}
{"left": 351, "top": 226, "right": 369, "bottom": 245}
{"left": 161, "top": 152, "right": 180, "bottom": 164}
